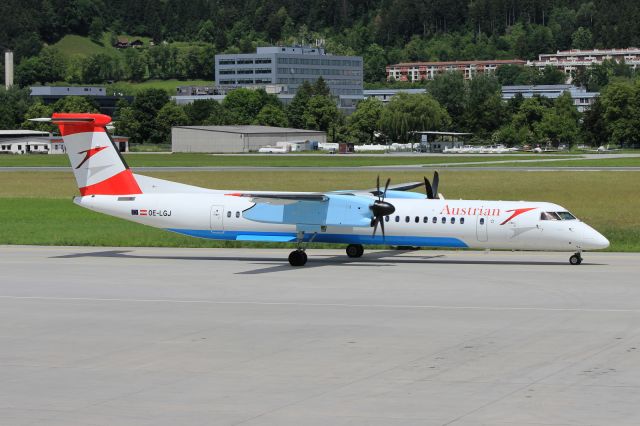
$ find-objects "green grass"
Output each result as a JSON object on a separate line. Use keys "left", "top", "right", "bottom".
{"left": 0, "top": 153, "right": 575, "bottom": 168}
{"left": 0, "top": 170, "right": 638, "bottom": 251}
{"left": 52, "top": 34, "right": 116, "bottom": 58}
{"left": 107, "top": 79, "right": 215, "bottom": 95}
{"left": 462, "top": 157, "right": 640, "bottom": 168}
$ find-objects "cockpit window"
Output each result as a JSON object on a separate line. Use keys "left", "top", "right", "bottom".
{"left": 541, "top": 211, "right": 576, "bottom": 220}
{"left": 556, "top": 211, "right": 577, "bottom": 220}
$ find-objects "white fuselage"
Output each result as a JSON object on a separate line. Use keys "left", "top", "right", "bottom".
{"left": 74, "top": 189, "right": 609, "bottom": 252}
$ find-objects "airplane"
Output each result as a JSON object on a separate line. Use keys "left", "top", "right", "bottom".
{"left": 37, "top": 113, "right": 609, "bottom": 266}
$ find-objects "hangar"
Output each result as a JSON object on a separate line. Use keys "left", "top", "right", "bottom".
{"left": 171, "top": 125, "right": 326, "bottom": 153}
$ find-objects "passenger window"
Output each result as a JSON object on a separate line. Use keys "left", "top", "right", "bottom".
{"left": 423, "top": 217, "right": 428, "bottom": 223}
{"left": 235, "top": 211, "right": 240, "bottom": 218}
{"left": 480, "top": 218, "right": 485, "bottom": 225}
{"left": 415, "top": 216, "right": 419, "bottom": 223}
{"left": 451, "top": 217, "right": 455, "bottom": 224}
{"left": 385, "top": 216, "right": 389, "bottom": 222}
{"left": 441, "top": 217, "right": 446, "bottom": 224}
{"left": 405, "top": 216, "right": 410, "bottom": 223}
{"left": 460, "top": 217, "right": 465, "bottom": 224}
{"left": 432, "top": 217, "right": 437, "bottom": 223}
{"left": 226, "top": 211, "right": 231, "bottom": 218}
{"left": 395, "top": 216, "right": 400, "bottom": 223}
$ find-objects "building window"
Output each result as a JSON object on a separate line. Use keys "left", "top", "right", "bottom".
{"left": 219, "top": 60, "right": 235, "bottom": 65}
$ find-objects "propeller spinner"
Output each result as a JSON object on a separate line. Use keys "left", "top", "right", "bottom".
{"left": 371, "top": 176, "right": 396, "bottom": 240}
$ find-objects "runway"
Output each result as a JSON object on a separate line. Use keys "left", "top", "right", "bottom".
{"left": 2, "top": 246, "right": 640, "bottom": 425}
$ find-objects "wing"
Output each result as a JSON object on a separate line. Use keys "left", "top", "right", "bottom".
{"left": 233, "top": 192, "right": 374, "bottom": 227}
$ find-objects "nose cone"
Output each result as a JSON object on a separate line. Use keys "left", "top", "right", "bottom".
{"left": 581, "top": 227, "right": 610, "bottom": 250}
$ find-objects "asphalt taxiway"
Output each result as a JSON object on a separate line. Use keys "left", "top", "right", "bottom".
{"left": 1, "top": 246, "right": 640, "bottom": 425}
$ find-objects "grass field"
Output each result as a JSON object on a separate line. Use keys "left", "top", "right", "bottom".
{"left": 1, "top": 170, "right": 638, "bottom": 251}
{"left": 463, "top": 157, "right": 640, "bottom": 168}
{"left": 0, "top": 153, "right": 576, "bottom": 168}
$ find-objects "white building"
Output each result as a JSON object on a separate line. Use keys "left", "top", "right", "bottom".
{"left": 527, "top": 48, "right": 640, "bottom": 82}
{"left": 501, "top": 85, "right": 599, "bottom": 112}
{"left": 0, "top": 130, "right": 64, "bottom": 154}
{"left": 172, "top": 125, "right": 326, "bottom": 153}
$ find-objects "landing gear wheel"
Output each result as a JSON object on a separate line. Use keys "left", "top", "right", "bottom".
{"left": 288, "top": 250, "right": 308, "bottom": 267}
{"left": 569, "top": 253, "right": 582, "bottom": 265}
{"left": 346, "top": 244, "right": 364, "bottom": 258}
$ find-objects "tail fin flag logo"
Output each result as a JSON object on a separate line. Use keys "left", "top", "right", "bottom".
{"left": 75, "top": 146, "right": 108, "bottom": 169}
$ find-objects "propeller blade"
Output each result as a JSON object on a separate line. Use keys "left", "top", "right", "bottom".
{"left": 371, "top": 217, "right": 379, "bottom": 237}
{"left": 432, "top": 171, "right": 439, "bottom": 198}
{"left": 379, "top": 216, "right": 386, "bottom": 241}
{"left": 376, "top": 176, "right": 381, "bottom": 201}
{"left": 424, "top": 177, "right": 434, "bottom": 199}
{"left": 383, "top": 178, "right": 391, "bottom": 199}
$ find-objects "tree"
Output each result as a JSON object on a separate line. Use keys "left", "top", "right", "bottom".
{"left": 346, "top": 97, "right": 383, "bottom": 143}
{"left": 535, "top": 92, "right": 580, "bottom": 147}
{"left": 254, "top": 104, "right": 289, "bottom": 127}
{"left": 599, "top": 80, "right": 640, "bottom": 148}
{"left": 0, "top": 87, "right": 33, "bottom": 130}
{"left": 571, "top": 27, "right": 593, "bottom": 50}
{"left": 153, "top": 102, "right": 188, "bottom": 144}
{"left": 464, "top": 74, "right": 506, "bottom": 136}
{"left": 287, "top": 81, "right": 314, "bottom": 129}
{"left": 122, "top": 49, "right": 147, "bottom": 82}
{"left": 53, "top": 96, "right": 99, "bottom": 113}
{"left": 184, "top": 99, "right": 223, "bottom": 125}
{"left": 312, "top": 77, "right": 331, "bottom": 97}
{"left": 429, "top": 71, "right": 465, "bottom": 124}
{"left": 222, "top": 88, "right": 279, "bottom": 124}
{"left": 301, "top": 95, "right": 342, "bottom": 132}
{"left": 363, "top": 44, "right": 388, "bottom": 82}
{"left": 22, "top": 102, "right": 55, "bottom": 132}
{"left": 125, "top": 89, "right": 170, "bottom": 144}
{"left": 378, "top": 93, "right": 451, "bottom": 143}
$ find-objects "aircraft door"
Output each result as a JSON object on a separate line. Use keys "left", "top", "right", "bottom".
{"left": 210, "top": 205, "right": 224, "bottom": 232}
{"left": 476, "top": 215, "right": 488, "bottom": 242}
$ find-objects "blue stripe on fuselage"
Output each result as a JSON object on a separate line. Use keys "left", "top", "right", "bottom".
{"left": 166, "top": 228, "right": 468, "bottom": 248}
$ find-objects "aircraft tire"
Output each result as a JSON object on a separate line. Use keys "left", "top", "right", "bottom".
{"left": 288, "top": 250, "right": 307, "bottom": 266}
{"left": 569, "top": 254, "right": 582, "bottom": 265}
{"left": 346, "top": 244, "right": 364, "bottom": 258}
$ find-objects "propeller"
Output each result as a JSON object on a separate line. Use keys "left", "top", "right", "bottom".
{"left": 423, "top": 171, "right": 440, "bottom": 199}
{"left": 371, "top": 176, "right": 396, "bottom": 240}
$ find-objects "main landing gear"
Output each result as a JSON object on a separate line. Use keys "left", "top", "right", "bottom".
{"left": 346, "top": 244, "right": 364, "bottom": 258}
{"left": 288, "top": 231, "right": 316, "bottom": 267}
{"left": 569, "top": 252, "right": 583, "bottom": 265}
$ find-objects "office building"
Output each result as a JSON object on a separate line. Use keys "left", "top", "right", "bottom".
{"left": 215, "top": 46, "right": 363, "bottom": 97}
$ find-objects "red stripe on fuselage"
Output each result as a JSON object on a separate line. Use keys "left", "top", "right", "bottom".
{"left": 79, "top": 170, "right": 142, "bottom": 196}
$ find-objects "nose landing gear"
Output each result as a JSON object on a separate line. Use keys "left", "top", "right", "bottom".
{"left": 569, "top": 252, "right": 583, "bottom": 265}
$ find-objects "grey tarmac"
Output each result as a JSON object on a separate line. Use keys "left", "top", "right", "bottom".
{"left": 1, "top": 246, "right": 640, "bottom": 425}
